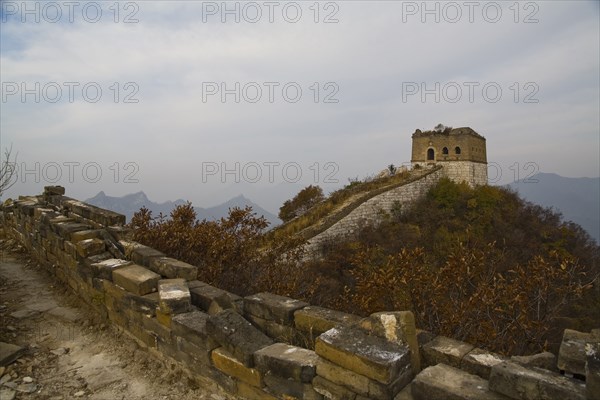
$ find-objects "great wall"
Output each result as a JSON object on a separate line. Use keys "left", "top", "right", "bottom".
{"left": 0, "top": 187, "right": 598, "bottom": 399}
{"left": 0, "top": 128, "right": 598, "bottom": 399}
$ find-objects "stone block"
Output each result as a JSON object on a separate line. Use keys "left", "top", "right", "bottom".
{"left": 558, "top": 329, "right": 592, "bottom": 376}
{"left": 586, "top": 341, "right": 600, "bottom": 400}
{"left": 461, "top": 348, "right": 506, "bottom": 379}
{"left": 247, "top": 314, "right": 297, "bottom": 342}
{"left": 263, "top": 372, "right": 322, "bottom": 399}
{"left": 158, "top": 279, "right": 192, "bottom": 315}
{"left": 236, "top": 381, "right": 277, "bottom": 400}
{"left": 141, "top": 314, "right": 172, "bottom": 342}
{"left": 295, "top": 306, "right": 361, "bottom": 337}
{"left": 313, "top": 375, "right": 357, "bottom": 400}
{"left": 70, "top": 229, "right": 102, "bottom": 242}
{"left": 412, "top": 364, "right": 508, "bottom": 400}
{"left": 394, "top": 385, "right": 413, "bottom": 400}
{"left": 63, "top": 199, "right": 125, "bottom": 226}
{"left": 212, "top": 347, "right": 263, "bottom": 387}
{"left": 44, "top": 185, "right": 65, "bottom": 195}
{"left": 421, "top": 335, "right": 474, "bottom": 368}
{"left": 244, "top": 292, "right": 308, "bottom": 325}
{"left": 91, "top": 258, "right": 132, "bottom": 281}
{"left": 156, "top": 308, "right": 172, "bottom": 328}
{"left": 64, "top": 240, "right": 77, "bottom": 258}
{"left": 130, "top": 244, "right": 165, "bottom": 268}
{"left": 206, "top": 309, "right": 273, "bottom": 367}
{"left": 489, "top": 361, "right": 586, "bottom": 400}
{"left": 511, "top": 352, "right": 557, "bottom": 372}
{"left": 189, "top": 281, "right": 243, "bottom": 313}
{"left": 128, "top": 322, "right": 157, "bottom": 348}
{"left": 359, "top": 311, "right": 420, "bottom": 374}
{"left": 254, "top": 342, "right": 319, "bottom": 383}
{"left": 317, "top": 357, "right": 411, "bottom": 400}
{"left": 53, "top": 222, "right": 91, "bottom": 240}
{"left": 149, "top": 257, "right": 198, "bottom": 280}
{"left": 112, "top": 264, "right": 160, "bottom": 296}
{"left": 83, "top": 252, "right": 113, "bottom": 268}
{"left": 76, "top": 238, "right": 106, "bottom": 258}
{"left": 171, "top": 309, "right": 218, "bottom": 350}
{"left": 315, "top": 326, "right": 412, "bottom": 385}
{"left": 176, "top": 336, "right": 212, "bottom": 366}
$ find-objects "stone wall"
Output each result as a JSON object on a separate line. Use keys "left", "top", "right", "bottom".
{"left": 438, "top": 160, "right": 488, "bottom": 187}
{"left": 304, "top": 162, "right": 486, "bottom": 256}
{"left": 304, "top": 167, "right": 445, "bottom": 255}
{"left": 1, "top": 187, "right": 597, "bottom": 400}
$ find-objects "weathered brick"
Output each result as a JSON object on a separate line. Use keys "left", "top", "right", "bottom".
{"left": 511, "top": 352, "right": 557, "bottom": 372}
{"left": 558, "top": 329, "right": 592, "bottom": 376}
{"left": 317, "top": 357, "right": 411, "bottom": 400}
{"left": 156, "top": 307, "right": 172, "bottom": 328}
{"left": 149, "top": 257, "right": 198, "bottom": 280}
{"left": 129, "top": 244, "right": 165, "bottom": 268}
{"left": 63, "top": 199, "right": 125, "bottom": 226}
{"left": 313, "top": 375, "right": 356, "bottom": 400}
{"left": 141, "top": 314, "right": 172, "bottom": 343}
{"left": 295, "top": 306, "right": 361, "bottom": 337}
{"left": 236, "top": 381, "right": 277, "bottom": 400}
{"left": 359, "top": 311, "right": 420, "bottom": 374}
{"left": 128, "top": 323, "right": 157, "bottom": 348}
{"left": 421, "top": 335, "right": 473, "bottom": 368}
{"left": 91, "top": 258, "right": 132, "bottom": 281}
{"left": 158, "top": 279, "right": 191, "bottom": 315}
{"left": 245, "top": 292, "right": 308, "bottom": 325}
{"left": 70, "top": 229, "right": 102, "bottom": 243}
{"left": 412, "top": 364, "right": 508, "bottom": 400}
{"left": 188, "top": 281, "right": 243, "bottom": 313}
{"left": 171, "top": 309, "right": 218, "bottom": 349}
{"left": 76, "top": 238, "right": 106, "bottom": 258}
{"left": 461, "top": 348, "right": 506, "bottom": 379}
{"left": 254, "top": 343, "right": 319, "bottom": 383}
{"left": 587, "top": 341, "right": 600, "bottom": 400}
{"left": 489, "top": 361, "right": 586, "bottom": 400}
{"left": 212, "top": 347, "right": 264, "bottom": 387}
{"left": 53, "top": 222, "right": 91, "bottom": 240}
{"left": 263, "top": 372, "right": 321, "bottom": 399}
{"left": 206, "top": 309, "right": 273, "bottom": 367}
{"left": 112, "top": 264, "right": 160, "bottom": 296}
{"left": 315, "top": 326, "right": 411, "bottom": 385}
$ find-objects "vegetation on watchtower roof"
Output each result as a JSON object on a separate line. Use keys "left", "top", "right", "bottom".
{"left": 129, "top": 178, "right": 599, "bottom": 356}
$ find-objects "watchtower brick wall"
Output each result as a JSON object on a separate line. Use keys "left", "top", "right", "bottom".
{"left": 411, "top": 127, "right": 488, "bottom": 187}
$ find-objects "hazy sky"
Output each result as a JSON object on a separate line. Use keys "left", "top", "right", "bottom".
{"left": 1, "top": 0, "right": 599, "bottom": 213}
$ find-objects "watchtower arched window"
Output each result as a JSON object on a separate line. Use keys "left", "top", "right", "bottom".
{"left": 455, "top": 146, "right": 461, "bottom": 155}
{"left": 442, "top": 147, "right": 449, "bottom": 155}
{"left": 427, "top": 148, "right": 435, "bottom": 160}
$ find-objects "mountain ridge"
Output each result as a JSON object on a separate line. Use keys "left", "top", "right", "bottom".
{"left": 508, "top": 172, "right": 599, "bottom": 243}
{"left": 85, "top": 191, "right": 280, "bottom": 228}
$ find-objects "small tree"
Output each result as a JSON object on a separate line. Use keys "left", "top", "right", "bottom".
{"left": 279, "top": 185, "right": 325, "bottom": 223}
{"left": 0, "top": 145, "right": 18, "bottom": 198}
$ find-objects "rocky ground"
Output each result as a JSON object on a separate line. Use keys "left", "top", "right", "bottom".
{"left": 0, "top": 238, "right": 233, "bottom": 400}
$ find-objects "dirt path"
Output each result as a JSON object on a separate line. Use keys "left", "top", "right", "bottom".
{"left": 0, "top": 239, "right": 231, "bottom": 400}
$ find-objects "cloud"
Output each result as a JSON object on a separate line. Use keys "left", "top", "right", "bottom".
{"left": 1, "top": 0, "right": 598, "bottom": 205}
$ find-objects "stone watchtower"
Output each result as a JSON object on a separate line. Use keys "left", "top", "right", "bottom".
{"left": 411, "top": 126, "right": 488, "bottom": 186}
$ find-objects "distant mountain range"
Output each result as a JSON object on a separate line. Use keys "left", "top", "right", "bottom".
{"left": 85, "top": 191, "right": 281, "bottom": 228}
{"left": 508, "top": 173, "right": 599, "bottom": 243}
{"left": 85, "top": 172, "right": 599, "bottom": 243}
